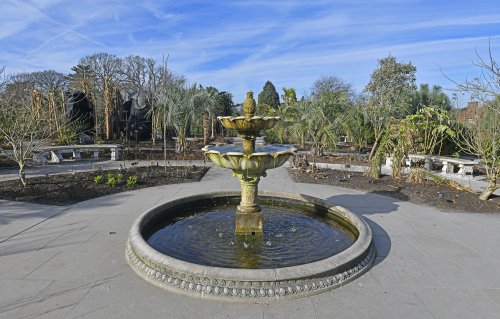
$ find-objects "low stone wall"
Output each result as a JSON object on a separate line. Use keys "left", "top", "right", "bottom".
{"left": 126, "top": 192, "right": 375, "bottom": 302}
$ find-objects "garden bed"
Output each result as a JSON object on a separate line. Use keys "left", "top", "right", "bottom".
{"left": 0, "top": 165, "right": 209, "bottom": 206}
{"left": 288, "top": 167, "right": 499, "bottom": 214}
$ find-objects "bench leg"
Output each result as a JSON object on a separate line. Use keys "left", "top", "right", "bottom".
{"left": 92, "top": 149, "right": 99, "bottom": 159}
{"left": 73, "top": 149, "right": 81, "bottom": 160}
{"left": 385, "top": 156, "right": 393, "bottom": 169}
{"left": 459, "top": 164, "right": 473, "bottom": 177}
{"left": 50, "top": 151, "right": 62, "bottom": 163}
{"left": 111, "top": 148, "right": 119, "bottom": 161}
{"left": 442, "top": 161, "right": 454, "bottom": 174}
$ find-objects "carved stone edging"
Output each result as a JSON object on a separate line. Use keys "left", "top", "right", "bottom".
{"left": 126, "top": 192, "right": 376, "bottom": 302}
{"left": 126, "top": 241, "right": 375, "bottom": 302}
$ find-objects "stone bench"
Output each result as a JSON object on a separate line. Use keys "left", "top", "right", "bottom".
{"left": 385, "top": 154, "right": 478, "bottom": 177}
{"left": 439, "top": 156, "right": 477, "bottom": 176}
{"left": 37, "top": 144, "right": 120, "bottom": 163}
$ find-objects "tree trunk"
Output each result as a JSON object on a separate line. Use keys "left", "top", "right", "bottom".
{"left": 479, "top": 178, "right": 497, "bottom": 200}
{"left": 369, "top": 134, "right": 381, "bottom": 160}
{"left": 203, "top": 111, "right": 210, "bottom": 145}
{"left": 19, "top": 163, "right": 26, "bottom": 187}
{"left": 151, "top": 109, "right": 156, "bottom": 146}
{"left": 175, "top": 136, "right": 186, "bottom": 153}
{"left": 163, "top": 124, "right": 167, "bottom": 173}
{"left": 103, "top": 76, "right": 111, "bottom": 140}
{"left": 211, "top": 116, "right": 216, "bottom": 139}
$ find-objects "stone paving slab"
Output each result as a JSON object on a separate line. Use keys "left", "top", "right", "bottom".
{"left": 1, "top": 165, "right": 500, "bottom": 318}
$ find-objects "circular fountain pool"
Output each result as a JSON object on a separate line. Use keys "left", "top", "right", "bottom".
{"left": 126, "top": 192, "right": 375, "bottom": 302}
{"left": 147, "top": 202, "right": 355, "bottom": 269}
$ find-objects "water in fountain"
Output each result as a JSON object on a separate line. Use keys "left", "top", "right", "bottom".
{"left": 146, "top": 203, "right": 355, "bottom": 269}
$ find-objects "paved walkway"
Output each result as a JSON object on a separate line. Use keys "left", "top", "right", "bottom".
{"left": 1, "top": 165, "right": 500, "bottom": 318}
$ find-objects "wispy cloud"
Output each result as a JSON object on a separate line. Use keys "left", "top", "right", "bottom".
{"left": 0, "top": 0, "right": 499, "bottom": 103}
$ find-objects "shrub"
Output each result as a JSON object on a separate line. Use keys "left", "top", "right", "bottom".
{"left": 94, "top": 175, "right": 103, "bottom": 184}
{"left": 55, "top": 121, "right": 84, "bottom": 146}
{"left": 408, "top": 168, "right": 426, "bottom": 183}
{"left": 106, "top": 175, "right": 116, "bottom": 187}
{"left": 127, "top": 175, "right": 138, "bottom": 187}
{"left": 117, "top": 173, "right": 124, "bottom": 183}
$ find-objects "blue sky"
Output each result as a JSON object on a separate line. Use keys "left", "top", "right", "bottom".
{"left": 1, "top": 0, "right": 499, "bottom": 104}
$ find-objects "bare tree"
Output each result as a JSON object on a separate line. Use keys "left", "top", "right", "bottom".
{"left": 311, "top": 75, "right": 354, "bottom": 100}
{"left": 449, "top": 44, "right": 499, "bottom": 200}
{"left": 78, "top": 53, "right": 122, "bottom": 139}
{"left": 12, "top": 70, "right": 68, "bottom": 93}
{"left": 0, "top": 78, "right": 59, "bottom": 186}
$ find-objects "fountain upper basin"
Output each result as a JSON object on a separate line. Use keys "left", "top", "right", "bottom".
{"left": 202, "top": 144, "right": 296, "bottom": 175}
{"left": 218, "top": 116, "right": 280, "bottom": 135}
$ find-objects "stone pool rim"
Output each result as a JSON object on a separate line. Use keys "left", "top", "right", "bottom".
{"left": 126, "top": 191, "right": 376, "bottom": 302}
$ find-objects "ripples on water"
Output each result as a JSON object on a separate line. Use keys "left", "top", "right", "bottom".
{"left": 147, "top": 204, "right": 355, "bottom": 269}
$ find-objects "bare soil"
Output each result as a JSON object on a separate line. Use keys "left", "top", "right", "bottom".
{"left": 0, "top": 166, "right": 209, "bottom": 206}
{"left": 288, "top": 167, "right": 500, "bottom": 214}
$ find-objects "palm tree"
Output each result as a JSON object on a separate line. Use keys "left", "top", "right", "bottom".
{"left": 282, "top": 87, "right": 297, "bottom": 106}
{"left": 412, "top": 84, "right": 452, "bottom": 113}
{"left": 288, "top": 100, "right": 339, "bottom": 156}
{"left": 198, "top": 86, "right": 222, "bottom": 145}
{"left": 167, "top": 84, "right": 199, "bottom": 153}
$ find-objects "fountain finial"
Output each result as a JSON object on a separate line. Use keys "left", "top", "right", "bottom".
{"left": 243, "top": 91, "right": 256, "bottom": 119}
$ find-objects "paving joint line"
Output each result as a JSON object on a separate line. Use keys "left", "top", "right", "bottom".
{"left": 0, "top": 206, "right": 72, "bottom": 244}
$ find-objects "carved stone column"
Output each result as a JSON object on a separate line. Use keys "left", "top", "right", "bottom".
{"left": 235, "top": 174, "right": 262, "bottom": 234}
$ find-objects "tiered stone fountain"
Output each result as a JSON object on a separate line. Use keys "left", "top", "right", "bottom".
{"left": 203, "top": 91, "right": 296, "bottom": 234}
{"left": 126, "top": 91, "right": 375, "bottom": 302}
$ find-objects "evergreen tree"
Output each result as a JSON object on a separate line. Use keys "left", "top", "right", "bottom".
{"left": 258, "top": 81, "right": 280, "bottom": 109}
{"left": 364, "top": 55, "right": 417, "bottom": 159}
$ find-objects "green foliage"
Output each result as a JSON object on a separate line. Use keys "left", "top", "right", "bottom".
{"left": 257, "top": 81, "right": 280, "bottom": 109}
{"left": 342, "top": 105, "right": 374, "bottom": 152}
{"left": 368, "top": 118, "right": 413, "bottom": 179}
{"left": 369, "top": 107, "right": 455, "bottom": 179}
{"left": 288, "top": 100, "right": 339, "bottom": 155}
{"left": 94, "top": 175, "right": 103, "bottom": 184}
{"left": 367, "top": 132, "right": 388, "bottom": 179}
{"left": 116, "top": 173, "right": 124, "bottom": 182}
{"left": 406, "top": 106, "right": 455, "bottom": 156}
{"left": 364, "top": 55, "right": 417, "bottom": 159}
{"left": 55, "top": 121, "right": 83, "bottom": 145}
{"left": 365, "top": 55, "right": 417, "bottom": 117}
{"left": 317, "top": 91, "right": 351, "bottom": 121}
{"left": 281, "top": 87, "right": 297, "bottom": 106}
{"left": 411, "top": 84, "right": 452, "bottom": 113}
{"left": 106, "top": 174, "right": 116, "bottom": 187}
{"left": 127, "top": 175, "right": 138, "bottom": 187}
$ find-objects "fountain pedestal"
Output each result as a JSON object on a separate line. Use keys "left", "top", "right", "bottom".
{"left": 234, "top": 174, "right": 262, "bottom": 233}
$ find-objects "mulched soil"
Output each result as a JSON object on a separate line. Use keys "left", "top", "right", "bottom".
{"left": 0, "top": 166, "right": 209, "bottom": 206}
{"left": 0, "top": 157, "right": 17, "bottom": 168}
{"left": 288, "top": 167, "right": 500, "bottom": 214}
{"left": 120, "top": 148, "right": 206, "bottom": 161}
{"left": 303, "top": 154, "right": 370, "bottom": 166}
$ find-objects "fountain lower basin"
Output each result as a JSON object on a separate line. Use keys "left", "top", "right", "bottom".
{"left": 126, "top": 192, "right": 375, "bottom": 302}
{"left": 202, "top": 144, "right": 295, "bottom": 176}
